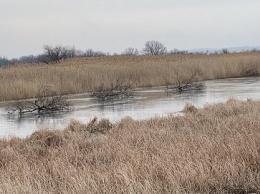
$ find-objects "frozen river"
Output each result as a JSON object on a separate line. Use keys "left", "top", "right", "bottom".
{"left": 0, "top": 76, "right": 260, "bottom": 138}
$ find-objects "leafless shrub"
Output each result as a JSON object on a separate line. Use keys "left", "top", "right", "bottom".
{"left": 92, "top": 78, "right": 135, "bottom": 101}
{"left": 166, "top": 66, "right": 205, "bottom": 92}
{"left": 8, "top": 85, "right": 70, "bottom": 115}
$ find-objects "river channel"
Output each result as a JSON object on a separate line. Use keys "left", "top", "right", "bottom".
{"left": 0, "top": 76, "right": 260, "bottom": 138}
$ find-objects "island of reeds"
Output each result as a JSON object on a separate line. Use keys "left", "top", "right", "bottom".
{"left": 0, "top": 52, "right": 259, "bottom": 101}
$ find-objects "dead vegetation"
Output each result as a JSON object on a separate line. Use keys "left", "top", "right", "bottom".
{"left": 0, "top": 52, "right": 259, "bottom": 101}
{"left": 8, "top": 85, "right": 70, "bottom": 115}
{"left": 165, "top": 66, "right": 205, "bottom": 92}
{"left": 1, "top": 99, "right": 260, "bottom": 193}
{"left": 91, "top": 78, "right": 135, "bottom": 100}
{"left": 67, "top": 117, "right": 112, "bottom": 134}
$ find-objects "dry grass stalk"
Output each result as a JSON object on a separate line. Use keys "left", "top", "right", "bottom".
{"left": 0, "top": 52, "right": 259, "bottom": 101}
{"left": 0, "top": 99, "right": 260, "bottom": 193}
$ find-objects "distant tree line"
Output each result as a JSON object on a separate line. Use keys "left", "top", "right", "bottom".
{"left": 1, "top": 41, "right": 259, "bottom": 66}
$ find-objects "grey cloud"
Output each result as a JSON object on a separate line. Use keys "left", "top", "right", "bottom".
{"left": 1, "top": 0, "right": 260, "bottom": 57}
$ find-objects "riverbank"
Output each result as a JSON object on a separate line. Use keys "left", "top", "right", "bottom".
{"left": 0, "top": 52, "right": 259, "bottom": 101}
{"left": 0, "top": 99, "right": 260, "bottom": 193}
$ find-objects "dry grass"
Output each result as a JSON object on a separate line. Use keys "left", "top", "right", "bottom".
{"left": 0, "top": 52, "right": 259, "bottom": 101}
{"left": 1, "top": 99, "right": 260, "bottom": 193}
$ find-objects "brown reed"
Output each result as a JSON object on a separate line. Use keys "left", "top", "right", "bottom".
{"left": 0, "top": 52, "right": 259, "bottom": 101}
{"left": 0, "top": 99, "right": 260, "bottom": 193}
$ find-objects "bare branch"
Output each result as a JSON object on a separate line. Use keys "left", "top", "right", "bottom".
{"left": 91, "top": 78, "right": 135, "bottom": 101}
{"left": 166, "top": 66, "right": 205, "bottom": 92}
{"left": 8, "top": 86, "right": 71, "bottom": 115}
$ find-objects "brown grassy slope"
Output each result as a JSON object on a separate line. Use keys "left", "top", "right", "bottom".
{"left": 1, "top": 99, "right": 260, "bottom": 193}
{"left": 0, "top": 52, "right": 260, "bottom": 101}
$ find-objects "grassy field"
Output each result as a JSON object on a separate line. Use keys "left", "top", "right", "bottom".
{"left": 0, "top": 52, "right": 259, "bottom": 101}
{"left": 0, "top": 99, "right": 260, "bottom": 193}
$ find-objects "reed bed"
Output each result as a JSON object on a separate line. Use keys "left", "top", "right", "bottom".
{"left": 0, "top": 99, "right": 260, "bottom": 193}
{"left": 0, "top": 52, "right": 259, "bottom": 101}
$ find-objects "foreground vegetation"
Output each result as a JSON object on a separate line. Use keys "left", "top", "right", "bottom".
{"left": 0, "top": 52, "right": 259, "bottom": 101}
{"left": 0, "top": 99, "right": 260, "bottom": 193}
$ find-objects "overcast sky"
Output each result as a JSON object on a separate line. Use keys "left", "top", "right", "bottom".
{"left": 1, "top": 0, "right": 260, "bottom": 58}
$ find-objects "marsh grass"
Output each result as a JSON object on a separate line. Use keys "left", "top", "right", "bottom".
{"left": 1, "top": 99, "right": 260, "bottom": 193}
{"left": 0, "top": 52, "right": 259, "bottom": 101}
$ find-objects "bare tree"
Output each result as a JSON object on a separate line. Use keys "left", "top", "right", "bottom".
{"left": 121, "top": 48, "right": 139, "bottom": 56}
{"left": 222, "top": 48, "right": 229, "bottom": 54}
{"left": 40, "top": 45, "right": 76, "bottom": 63}
{"left": 92, "top": 78, "right": 135, "bottom": 101}
{"left": 85, "top": 49, "right": 95, "bottom": 57}
{"left": 0, "top": 56, "right": 10, "bottom": 66}
{"left": 8, "top": 86, "right": 70, "bottom": 115}
{"left": 94, "top": 51, "right": 107, "bottom": 57}
{"left": 43, "top": 45, "right": 61, "bottom": 63}
{"left": 113, "top": 53, "right": 119, "bottom": 56}
{"left": 37, "top": 54, "right": 51, "bottom": 64}
{"left": 142, "top": 40, "right": 167, "bottom": 55}
{"left": 85, "top": 49, "right": 106, "bottom": 57}
{"left": 165, "top": 66, "right": 205, "bottom": 92}
{"left": 168, "top": 49, "right": 188, "bottom": 55}
{"left": 60, "top": 46, "right": 76, "bottom": 59}
{"left": 18, "top": 55, "right": 38, "bottom": 64}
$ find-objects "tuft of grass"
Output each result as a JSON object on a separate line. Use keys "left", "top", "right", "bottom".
{"left": 0, "top": 99, "right": 260, "bottom": 193}
{"left": 0, "top": 52, "right": 259, "bottom": 101}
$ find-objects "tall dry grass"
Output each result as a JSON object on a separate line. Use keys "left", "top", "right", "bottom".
{"left": 1, "top": 99, "right": 260, "bottom": 193}
{"left": 0, "top": 52, "right": 259, "bottom": 101}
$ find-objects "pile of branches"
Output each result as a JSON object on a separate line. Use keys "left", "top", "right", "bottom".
{"left": 92, "top": 78, "right": 135, "bottom": 101}
{"left": 167, "top": 81, "right": 205, "bottom": 92}
{"left": 166, "top": 67, "right": 205, "bottom": 92}
{"left": 8, "top": 86, "right": 70, "bottom": 115}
